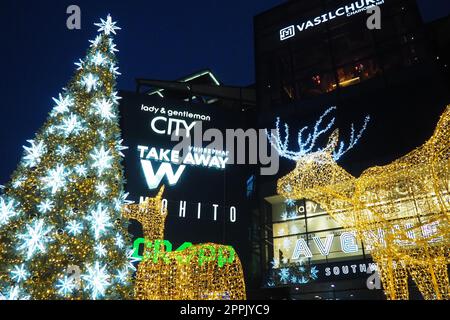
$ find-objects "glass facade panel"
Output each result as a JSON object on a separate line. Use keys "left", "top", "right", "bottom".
{"left": 268, "top": 198, "right": 365, "bottom": 266}
{"left": 255, "top": 0, "right": 431, "bottom": 109}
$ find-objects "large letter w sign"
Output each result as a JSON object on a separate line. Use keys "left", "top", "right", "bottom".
{"left": 141, "top": 160, "right": 186, "bottom": 190}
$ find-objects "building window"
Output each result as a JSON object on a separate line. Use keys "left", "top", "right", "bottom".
{"left": 335, "top": 58, "right": 381, "bottom": 89}
{"left": 267, "top": 198, "right": 365, "bottom": 267}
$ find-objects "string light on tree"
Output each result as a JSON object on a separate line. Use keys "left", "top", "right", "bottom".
{"left": 23, "top": 140, "right": 46, "bottom": 168}
{"left": 10, "top": 264, "right": 29, "bottom": 283}
{"left": 56, "top": 276, "right": 76, "bottom": 296}
{"left": 80, "top": 73, "right": 99, "bottom": 93}
{"left": 66, "top": 220, "right": 83, "bottom": 236}
{"left": 17, "top": 219, "right": 53, "bottom": 260}
{"left": 82, "top": 261, "right": 110, "bottom": 300}
{"left": 93, "top": 98, "right": 115, "bottom": 121}
{"left": 86, "top": 204, "right": 112, "bottom": 240}
{"left": 41, "top": 164, "right": 69, "bottom": 194}
{"left": 0, "top": 197, "right": 18, "bottom": 226}
{"left": 37, "top": 199, "right": 54, "bottom": 214}
{"left": 51, "top": 94, "right": 74, "bottom": 116}
{"left": 90, "top": 146, "right": 113, "bottom": 175}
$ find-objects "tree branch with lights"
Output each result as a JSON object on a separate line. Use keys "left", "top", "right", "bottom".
{"left": 0, "top": 15, "right": 135, "bottom": 300}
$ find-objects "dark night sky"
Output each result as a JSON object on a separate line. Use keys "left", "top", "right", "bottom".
{"left": 0, "top": 0, "right": 449, "bottom": 184}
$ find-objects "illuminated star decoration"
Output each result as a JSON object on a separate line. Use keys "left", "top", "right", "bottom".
{"left": 115, "top": 233, "right": 124, "bottom": 249}
{"left": 82, "top": 261, "right": 110, "bottom": 300}
{"left": 56, "top": 145, "right": 70, "bottom": 156}
{"left": 108, "top": 39, "right": 119, "bottom": 53}
{"left": 91, "top": 52, "right": 107, "bottom": 66}
{"left": 93, "top": 98, "right": 115, "bottom": 121}
{"left": 74, "top": 164, "right": 88, "bottom": 177}
{"left": 51, "top": 93, "right": 74, "bottom": 116}
{"left": 74, "top": 59, "right": 84, "bottom": 70}
{"left": 110, "top": 65, "right": 121, "bottom": 76}
{"left": 114, "top": 192, "right": 133, "bottom": 211}
{"left": 94, "top": 14, "right": 121, "bottom": 35}
{"left": 17, "top": 219, "right": 53, "bottom": 260}
{"left": 23, "top": 140, "right": 46, "bottom": 167}
{"left": 95, "top": 182, "right": 109, "bottom": 197}
{"left": 0, "top": 286, "right": 30, "bottom": 300}
{"left": 46, "top": 125, "right": 56, "bottom": 135}
{"left": 0, "top": 197, "right": 18, "bottom": 226}
{"left": 80, "top": 73, "right": 99, "bottom": 93}
{"left": 110, "top": 91, "right": 122, "bottom": 104}
{"left": 90, "top": 146, "right": 113, "bottom": 175}
{"left": 11, "top": 264, "right": 29, "bottom": 283}
{"left": 115, "top": 268, "right": 129, "bottom": 284}
{"left": 279, "top": 268, "right": 290, "bottom": 283}
{"left": 41, "top": 164, "right": 69, "bottom": 194}
{"left": 57, "top": 113, "right": 84, "bottom": 137}
{"left": 299, "top": 276, "right": 309, "bottom": 284}
{"left": 98, "top": 130, "right": 106, "bottom": 139}
{"left": 66, "top": 220, "right": 83, "bottom": 236}
{"left": 285, "top": 198, "right": 296, "bottom": 206}
{"left": 56, "top": 276, "right": 76, "bottom": 296}
{"left": 310, "top": 266, "right": 319, "bottom": 280}
{"left": 95, "top": 243, "right": 107, "bottom": 257}
{"left": 86, "top": 204, "right": 111, "bottom": 240}
{"left": 12, "top": 177, "right": 26, "bottom": 188}
{"left": 288, "top": 211, "right": 298, "bottom": 219}
{"left": 116, "top": 139, "right": 128, "bottom": 157}
{"left": 270, "top": 258, "right": 280, "bottom": 269}
{"left": 126, "top": 247, "right": 141, "bottom": 271}
{"left": 37, "top": 199, "right": 54, "bottom": 214}
{"left": 89, "top": 35, "right": 102, "bottom": 48}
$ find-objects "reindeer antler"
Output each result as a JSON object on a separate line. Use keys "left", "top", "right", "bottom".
{"left": 332, "top": 115, "right": 370, "bottom": 160}
{"left": 266, "top": 107, "right": 370, "bottom": 161}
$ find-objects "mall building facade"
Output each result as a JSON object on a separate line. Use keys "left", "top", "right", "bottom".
{"left": 123, "top": 0, "right": 450, "bottom": 300}
{"left": 251, "top": 0, "right": 450, "bottom": 299}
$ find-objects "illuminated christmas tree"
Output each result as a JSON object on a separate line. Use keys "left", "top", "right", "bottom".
{"left": 0, "top": 15, "right": 134, "bottom": 300}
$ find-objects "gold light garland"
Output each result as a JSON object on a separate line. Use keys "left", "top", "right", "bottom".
{"left": 277, "top": 105, "right": 450, "bottom": 300}
{"left": 122, "top": 187, "right": 247, "bottom": 300}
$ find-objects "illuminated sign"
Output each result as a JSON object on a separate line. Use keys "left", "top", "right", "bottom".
{"left": 132, "top": 238, "right": 236, "bottom": 267}
{"left": 280, "top": 0, "right": 385, "bottom": 40}
{"left": 138, "top": 145, "right": 229, "bottom": 190}
{"left": 291, "top": 232, "right": 359, "bottom": 259}
{"left": 119, "top": 91, "right": 250, "bottom": 256}
{"left": 311, "top": 259, "right": 378, "bottom": 282}
{"left": 284, "top": 222, "right": 442, "bottom": 260}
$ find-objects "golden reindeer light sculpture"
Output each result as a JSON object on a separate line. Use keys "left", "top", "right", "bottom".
{"left": 122, "top": 187, "right": 246, "bottom": 300}
{"left": 267, "top": 106, "right": 449, "bottom": 300}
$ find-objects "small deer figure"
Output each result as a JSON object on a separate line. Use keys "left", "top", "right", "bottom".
{"left": 267, "top": 106, "right": 449, "bottom": 300}
{"left": 122, "top": 186, "right": 247, "bottom": 300}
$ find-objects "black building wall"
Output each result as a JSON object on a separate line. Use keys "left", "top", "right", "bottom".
{"left": 251, "top": 0, "right": 450, "bottom": 298}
